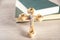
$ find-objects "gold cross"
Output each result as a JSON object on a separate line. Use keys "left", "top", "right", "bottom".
{"left": 16, "top": 7, "right": 43, "bottom": 38}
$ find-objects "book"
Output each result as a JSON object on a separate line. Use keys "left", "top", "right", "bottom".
{"left": 15, "top": 0, "right": 60, "bottom": 20}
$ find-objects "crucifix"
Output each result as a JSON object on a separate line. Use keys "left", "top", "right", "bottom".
{"left": 27, "top": 8, "right": 35, "bottom": 38}
{"left": 16, "top": 7, "right": 43, "bottom": 38}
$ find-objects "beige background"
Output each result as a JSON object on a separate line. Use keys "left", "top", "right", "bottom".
{"left": 0, "top": 0, "right": 60, "bottom": 40}
{"left": 49, "top": 0, "right": 60, "bottom": 6}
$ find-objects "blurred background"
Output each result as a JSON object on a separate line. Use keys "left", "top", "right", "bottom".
{"left": 0, "top": 0, "right": 60, "bottom": 25}
{"left": 0, "top": 0, "right": 60, "bottom": 40}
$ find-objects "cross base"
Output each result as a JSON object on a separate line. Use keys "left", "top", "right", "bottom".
{"left": 28, "top": 32, "right": 36, "bottom": 38}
